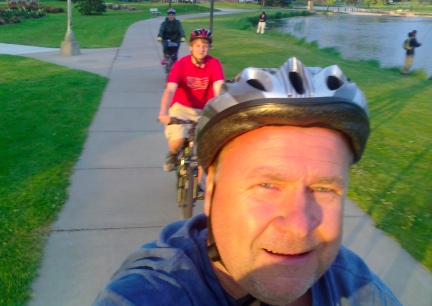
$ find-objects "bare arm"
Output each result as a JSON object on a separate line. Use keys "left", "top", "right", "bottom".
{"left": 213, "top": 80, "right": 225, "bottom": 97}
{"left": 158, "top": 82, "right": 178, "bottom": 124}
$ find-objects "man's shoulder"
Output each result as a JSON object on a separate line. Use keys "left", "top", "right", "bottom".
{"left": 173, "top": 55, "right": 192, "bottom": 71}
{"left": 314, "top": 246, "right": 401, "bottom": 305}
{"left": 178, "top": 54, "right": 192, "bottom": 64}
{"left": 205, "top": 55, "right": 222, "bottom": 66}
{"left": 93, "top": 215, "right": 234, "bottom": 305}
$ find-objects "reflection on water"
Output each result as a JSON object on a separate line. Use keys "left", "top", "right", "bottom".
{"left": 278, "top": 14, "right": 432, "bottom": 75}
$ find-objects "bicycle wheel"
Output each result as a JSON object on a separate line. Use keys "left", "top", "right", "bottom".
{"left": 181, "top": 164, "right": 195, "bottom": 220}
{"left": 165, "top": 55, "right": 173, "bottom": 74}
{"left": 177, "top": 173, "right": 185, "bottom": 204}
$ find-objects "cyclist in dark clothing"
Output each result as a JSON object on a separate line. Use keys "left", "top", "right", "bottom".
{"left": 402, "top": 30, "right": 422, "bottom": 74}
{"left": 157, "top": 8, "right": 186, "bottom": 65}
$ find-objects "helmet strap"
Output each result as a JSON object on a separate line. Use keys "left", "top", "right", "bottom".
{"left": 191, "top": 54, "right": 206, "bottom": 67}
{"left": 206, "top": 180, "right": 269, "bottom": 305}
{"left": 206, "top": 182, "right": 223, "bottom": 263}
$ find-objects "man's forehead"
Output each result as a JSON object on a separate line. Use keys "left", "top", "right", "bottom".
{"left": 216, "top": 125, "right": 353, "bottom": 164}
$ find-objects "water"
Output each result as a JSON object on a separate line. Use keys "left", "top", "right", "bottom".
{"left": 277, "top": 14, "right": 432, "bottom": 75}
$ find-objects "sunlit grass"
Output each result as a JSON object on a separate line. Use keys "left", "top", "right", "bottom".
{"left": 0, "top": 56, "right": 108, "bottom": 305}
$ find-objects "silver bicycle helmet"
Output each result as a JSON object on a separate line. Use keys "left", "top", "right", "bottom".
{"left": 196, "top": 57, "right": 370, "bottom": 170}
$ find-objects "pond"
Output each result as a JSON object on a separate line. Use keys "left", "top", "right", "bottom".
{"left": 277, "top": 14, "right": 432, "bottom": 76}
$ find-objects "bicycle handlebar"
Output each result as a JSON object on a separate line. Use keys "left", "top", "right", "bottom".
{"left": 162, "top": 40, "right": 181, "bottom": 47}
{"left": 168, "top": 117, "right": 198, "bottom": 125}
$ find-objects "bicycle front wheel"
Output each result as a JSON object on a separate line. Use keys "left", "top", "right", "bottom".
{"left": 177, "top": 174, "right": 185, "bottom": 205}
{"left": 181, "top": 164, "right": 195, "bottom": 220}
{"left": 165, "top": 55, "right": 173, "bottom": 75}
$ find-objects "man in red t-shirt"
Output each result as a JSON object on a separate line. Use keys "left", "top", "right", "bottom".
{"left": 158, "top": 28, "right": 225, "bottom": 173}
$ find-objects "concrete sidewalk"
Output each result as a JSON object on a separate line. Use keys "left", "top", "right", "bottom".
{"left": 3, "top": 11, "right": 431, "bottom": 306}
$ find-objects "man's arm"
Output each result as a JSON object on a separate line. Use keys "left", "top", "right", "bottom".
{"left": 178, "top": 20, "right": 186, "bottom": 39}
{"left": 157, "top": 22, "right": 166, "bottom": 39}
{"left": 158, "top": 82, "right": 178, "bottom": 124}
{"left": 213, "top": 80, "right": 225, "bottom": 97}
{"left": 412, "top": 38, "right": 422, "bottom": 47}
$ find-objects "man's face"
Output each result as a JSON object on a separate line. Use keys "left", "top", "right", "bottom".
{"left": 205, "top": 126, "right": 351, "bottom": 305}
{"left": 168, "top": 13, "right": 175, "bottom": 21}
{"left": 189, "top": 39, "right": 210, "bottom": 61}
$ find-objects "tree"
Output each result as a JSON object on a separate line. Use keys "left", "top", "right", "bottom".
{"left": 410, "top": 0, "right": 421, "bottom": 7}
{"left": 375, "top": 0, "right": 386, "bottom": 9}
{"left": 73, "top": 0, "right": 106, "bottom": 15}
{"left": 364, "top": 0, "right": 373, "bottom": 8}
{"left": 265, "top": 0, "right": 291, "bottom": 7}
{"left": 325, "top": 0, "right": 336, "bottom": 11}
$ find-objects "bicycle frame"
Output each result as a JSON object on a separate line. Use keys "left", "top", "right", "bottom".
{"left": 163, "top": 40, "right": 180, "bottom": 75}
{"left": 168, "top": 117, "right": 199, "bottom": 220}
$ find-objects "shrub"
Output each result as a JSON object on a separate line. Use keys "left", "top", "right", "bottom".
{"left": 43, "top": 5, "right": 64, "bottom": 13}
{"left": 0, "top": 0, "right": 44, "bottom": 25}
{"left": 73, "top": 0, "right": 107, "bottom": 15}
{"left": 106, "top": 3, "right": 136, "bottom": 10}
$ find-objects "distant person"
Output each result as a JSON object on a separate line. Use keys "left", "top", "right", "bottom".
{"left": 401, "top": 30, "right": 422, "bottom": 75}
{"left": 157, "top": 8, "right": 186, "bottom": 65}
{"left": 257, "top": 11, "right": 267, "bottom": 34}
{"left": 93, "top": 57, "right": 401, "bottom": 306}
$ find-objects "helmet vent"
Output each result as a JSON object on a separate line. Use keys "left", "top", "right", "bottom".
{"left": 288, "top": 72, "right": 305, "bottom": 94}
{"left": 246, "top": 79, "right": 267, "bottom": 92}
{"left": 327, "top": 75, "right": 342, "bottom": 90}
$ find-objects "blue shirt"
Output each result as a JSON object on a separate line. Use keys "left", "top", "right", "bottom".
{"left": 94, "top": 214, "right": 401, "bottom": 306}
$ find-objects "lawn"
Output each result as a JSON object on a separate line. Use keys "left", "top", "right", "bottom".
{"left": 0, "top": 1, "right": 213, "bottom": 47}
{"left": 1, "top": 3, "right": 431, "bottom": 305}
{"left": 0, "top": 56, "right": 108, "bottom": 305}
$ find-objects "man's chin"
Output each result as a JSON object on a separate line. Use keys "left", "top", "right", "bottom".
{"left": 238, "top": 269, "right": 318, "bottom": 305}
{"left": 248, "top": 280, "right": 312, "bottom": 305}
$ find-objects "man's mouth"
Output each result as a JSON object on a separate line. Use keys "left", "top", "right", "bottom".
{"left": 263, "top": 248, "right": 312, "bottom": 259}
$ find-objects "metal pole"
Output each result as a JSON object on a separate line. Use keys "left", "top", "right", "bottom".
{"left": 60, "top": 0, "right": 80, "bottom": 56}
{"left": 66, "top": 0, "right": 72, "bottom": 37}
{"left": 209, "top": 0, "right": 214, "bottom": 33}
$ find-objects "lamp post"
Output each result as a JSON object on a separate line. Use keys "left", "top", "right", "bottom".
{"left": 209, "top": 0, "right": 214, "bottom": 33}
{"left": 60, "top": 0, "right": 80, "bottom": 56}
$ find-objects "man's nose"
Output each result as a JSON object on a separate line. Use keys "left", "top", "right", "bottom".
{"left": 272, "top": 189, "right": 322, "bottom": 238}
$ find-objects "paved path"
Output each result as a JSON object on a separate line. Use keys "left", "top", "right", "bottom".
{"left": 2, "top": 10, "right": 431, "bottom": 306}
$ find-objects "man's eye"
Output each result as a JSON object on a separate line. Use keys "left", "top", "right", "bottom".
{"left": 259, "top": 183, "right": 274, "bottom": 189}
{"left": 313, "top": 187, "right": 332, "bottom": 193}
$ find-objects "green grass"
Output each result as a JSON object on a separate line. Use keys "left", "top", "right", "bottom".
{"left": 1, "top": 4, "right": 431, "bottom": 305}
{"left": 0, "top": 1, "right": 212, "bottom": 47}
{"left": 0, "top": 56, "right": 108, "bottom": 305}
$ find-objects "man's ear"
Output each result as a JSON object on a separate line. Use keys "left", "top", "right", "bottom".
{"left": 204, "top": 166, "right": 215, "bottom": 216}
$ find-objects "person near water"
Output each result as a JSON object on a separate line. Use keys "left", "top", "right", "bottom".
{"left": 257, "top": 11, "right": 267, "bottom": 34}
{"left": 402, "top": 30, "right": 422, "bottom": 75}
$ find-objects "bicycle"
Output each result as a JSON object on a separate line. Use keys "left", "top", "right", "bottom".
{"left": 168, "top": 117, "right": 202, "bottom": 220}
{"left": 163, "top": 40, "right": 180, "bottom": 75}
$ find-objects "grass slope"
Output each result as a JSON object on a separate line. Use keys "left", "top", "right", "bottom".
{"left": 0, "top": 56, "right": 108, "bottom": 305}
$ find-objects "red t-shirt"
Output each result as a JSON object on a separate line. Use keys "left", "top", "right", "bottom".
{"left": 167, "top": 55, "right": 225, "bottom": 109}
